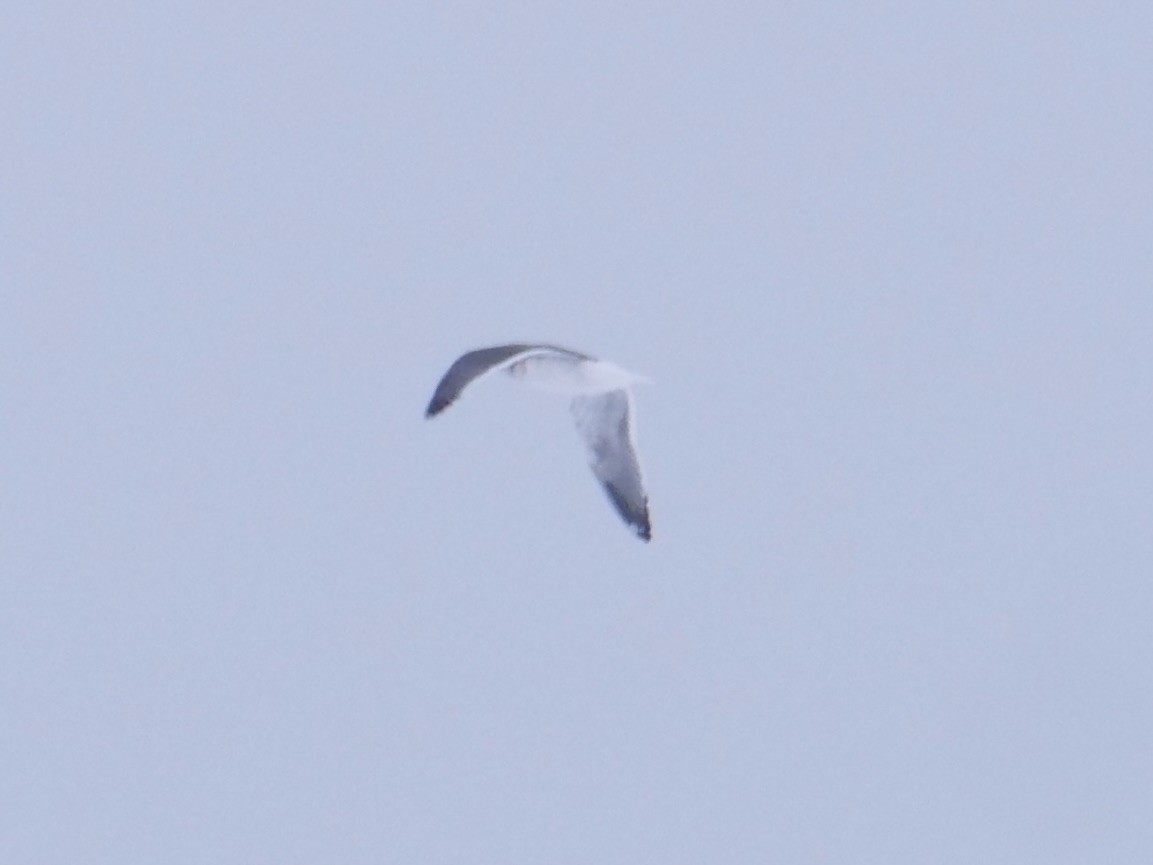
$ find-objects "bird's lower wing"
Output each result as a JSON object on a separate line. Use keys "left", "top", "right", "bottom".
{"left": 570, "top": 391, "right": 651, "bottom": 541}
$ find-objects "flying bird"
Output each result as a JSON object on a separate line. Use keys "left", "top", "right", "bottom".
{"left": 425, "top": 344, "right": 652, "bottom": 541}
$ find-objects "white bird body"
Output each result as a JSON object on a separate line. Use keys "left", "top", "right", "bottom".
{"left": 425, "top": 343, "right": 653, "bottom": 541}
{"left": 508, "top": 354, "right": 650, "bottom": 395}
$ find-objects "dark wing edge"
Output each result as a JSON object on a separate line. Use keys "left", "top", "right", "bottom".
{"left": 602, "top": 479, "right": 652, "bottom": 542}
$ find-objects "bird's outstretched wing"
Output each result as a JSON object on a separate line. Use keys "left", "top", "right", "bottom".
{"left": 425, "top": 344, "right": 588, "bottom": 417}
{"left": 570, "top": 391, "right": 651, "bottom": 541}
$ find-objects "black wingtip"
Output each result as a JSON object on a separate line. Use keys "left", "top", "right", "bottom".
{"left": 602, "top": 482, "right": 651, "bottom": 543}
{"left": 635, "top": 512, "right": 652, "bottom": 542}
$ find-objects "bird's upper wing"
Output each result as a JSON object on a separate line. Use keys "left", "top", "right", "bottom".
{"left": 570, "top": 390, "right": 651, "bottom": 541}
{"left": 424, "top": 345, "right": 536, "bottom": 417}
{"left": 425, "top": 344, "right": 592, "bottom": 417}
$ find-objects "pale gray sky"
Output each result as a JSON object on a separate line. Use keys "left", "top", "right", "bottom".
{"left": 3, "top": 3, "right": 1151, "bottom": 863}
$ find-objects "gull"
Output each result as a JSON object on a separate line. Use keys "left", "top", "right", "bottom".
{"left": 425, "top": 344, "right": 653, "bottom": 541}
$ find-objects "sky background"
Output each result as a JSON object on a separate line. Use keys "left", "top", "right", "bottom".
{"left": 3, "top": 2, "right": 1151, "bottom": 863}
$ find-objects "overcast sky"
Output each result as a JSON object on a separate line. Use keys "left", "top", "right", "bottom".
{"left": 3, "top": 3, "right": 1151, "bottom": 863}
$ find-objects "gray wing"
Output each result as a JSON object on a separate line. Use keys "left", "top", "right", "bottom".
{"left": 425, "top": 343, "right": 591, "bottom": 417}
{"left": 570, "top": 391, "right": 651, "bottom": 541}
{"left": 424, "top": 343, "right": 590, "bottom": 417}
{"left": 425, "top": 344, "right": 533, "bottom": 417}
